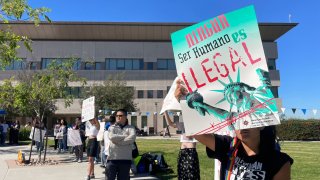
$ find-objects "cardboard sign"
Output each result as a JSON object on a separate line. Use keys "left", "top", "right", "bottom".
{"left": 171, "top": 6, "right": 280, "bottom": 135}
{"left": 81, "top": 96, "right": 95, "bottom": 122}
{"left": 160, "top": 77, "right": 182, "bottom": 114}
{"left": 67, "top": 129, "right": 82, "bottom": 146}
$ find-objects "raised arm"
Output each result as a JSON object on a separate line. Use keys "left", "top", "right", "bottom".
{"left": 164, "top": 111, "right": 177, "bottom": 128}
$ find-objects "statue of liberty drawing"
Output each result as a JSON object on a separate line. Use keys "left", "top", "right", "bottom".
{"left": 185, "top": 68, "right": 278, "bottom": 130}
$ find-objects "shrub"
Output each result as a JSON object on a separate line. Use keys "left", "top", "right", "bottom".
{"left": 277, "top": 119, "right": 320, "bottom": 140}
{"left": 19, "top": 127, "right": 31, "bottom": 141}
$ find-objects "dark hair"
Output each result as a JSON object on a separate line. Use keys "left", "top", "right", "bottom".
{"left": 116, "top": 109, "right": 128, "bottom": 116}
{"left": 259, "top": 126, "right": 278, "bottom": 158}
{"left": 109, "top": 115, "right": 116, "bottom": 124}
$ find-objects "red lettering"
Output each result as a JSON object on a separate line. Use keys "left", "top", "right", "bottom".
{"left": 190, "top": 67, "right": 206, "bottom": 89}
{"left": 204, "top": 24, "right": 213, "bottom": 37}
{"left": 192, "top": 31, "right": 199, "bottom": 44}
{"left": 182, "top": 73, "right": 192, "bottom": 92}
{"left": 186, "top": 34, "right": 195, "bottom": 48}
{"left": 210, "top": 18, "right": 221, "bottom": 33}
{"left": 218, "top": 15, "right": 229, "bottom": 29}
{"left": 197, "top": 27, "right": 207, "bottom": 41}
{"left": 213, "top": 53, "right": 229, "bottom": 78}
{"left": 201, "top": 58, "right": 218, "bottom": 83}
{"left": 242, "top": 42, "right": 261, "bottom": 64}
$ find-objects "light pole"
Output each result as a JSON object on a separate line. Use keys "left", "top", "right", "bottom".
{"left": 154, "top": 102, "right": 158, "bottom": 135}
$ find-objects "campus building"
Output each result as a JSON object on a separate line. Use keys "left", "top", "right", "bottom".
{"left": 0, "top": 21, "right": 296, "bottom": 134}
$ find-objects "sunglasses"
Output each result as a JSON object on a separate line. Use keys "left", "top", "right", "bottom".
{"left": 116, "top": 115, "right": 124, "bottom": 118}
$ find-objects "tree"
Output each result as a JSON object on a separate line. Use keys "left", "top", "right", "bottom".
{"left": 0, "top": 0, "right": 51, "bottom": 68}
{"left": 84, "top": 73, "right": 137, "bottom": 114}
{"left": 3, "top": 59, "right": 86, "bottom": 162}
{"left": 0, "top": 78, "right": 20, "bottom": 117}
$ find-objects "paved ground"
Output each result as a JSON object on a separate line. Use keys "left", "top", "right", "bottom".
{"left": 0, "top": 136, "right": 178, "bottom": 180}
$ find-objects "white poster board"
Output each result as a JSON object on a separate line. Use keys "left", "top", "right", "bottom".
{"left": 29, "top": 127, "right": 46, "bottom": 142}
{"left": 82, "top": 96, "right": 95, "bottom": 122}
{"left": 97, "top": 122, "right": 105, "bottom": 141}
{"left": 171, "top": 6, "right": 280, "bottom": 135}
{"left": 160, "top": 77, "right": 182, "bottom": 115}
{"left": 67, "top": 129, "right": 82, "bottom": 146}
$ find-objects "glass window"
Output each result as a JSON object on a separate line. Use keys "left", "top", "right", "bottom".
{"left": 30, "top": 62, "right": 38, "bottom": 70}
{"left": 137, "top": 90, "right": 144, "bottom": 99}
{"left": 131, "top": 116, "right": 137, "bottom": 127}
{"left": 85, "top": 62, "right": 94, "bottom": 70}
{"left": 267, "top": 59, "right": 276, "bottom": 70}
{"left": 157, "top": 90, "right": 163, "bottom": 98}
{"left": 5, "top": 60, "right": 26, "bottom": 70}
{"left": 157, "top": 59, "right": 167, "bottom": 70}
{"left": 141, "top": 116, "right": 148, "bottom": 128}
{"left": 147, "top": 90, "right": 153, "bottom": 98}
{"left": 125, "top": 60, "right": 133, "bottom": 70}
{"left": 270, "top": 86, "right": 279, "bottom": 98}
{"left": 168, "top": 60, "right": 176, "bottom": 70}
{"left": 147, "top": 62, "right": 153, "bottom": 70}
{"left": 95, "top": 62, "right": 103, "bottom": 70}
{"left": 174, "top": 116, "right": 179, "bottom": 123}
{"left": 109, "top": 59, "right": 117, "bottom": 70}
{"left": 72, "top": 60, "right": 81, "bottom": 70}
{"left": 117, "top": 59, "right": 125, "bottom": 70}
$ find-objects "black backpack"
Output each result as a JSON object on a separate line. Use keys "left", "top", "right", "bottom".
{"left": 132, "top": 142, "right": 139, "bottom": 158}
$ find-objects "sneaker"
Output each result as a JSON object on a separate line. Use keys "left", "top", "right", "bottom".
{"left": 90, "top": 174, "right": 95, "bottom": 179}
{"left": 85, "top": 175, "right": 90, "bottom": 180}
{"left": 78, "top": 159, "right": 82, "bottom": 163}
{"left": 72, "top": 158, "right": 78, "bottom": 162}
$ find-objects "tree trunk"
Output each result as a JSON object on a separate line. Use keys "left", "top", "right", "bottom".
{"left": 28, "top": 126, "right": 36, "bottom": 163}
{"left": 43, "top": 133, "right": 48, "bottom": 162}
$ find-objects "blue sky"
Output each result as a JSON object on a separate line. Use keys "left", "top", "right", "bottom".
{"left": 29, "top": 0, "right": 319, "bottom": 119}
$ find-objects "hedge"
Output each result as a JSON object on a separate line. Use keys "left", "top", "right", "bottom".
{"left": 19, "top": 127, "right": 31, "bottom": 141}
{"left": 276, "top": 119, "right": 320, "bottom": 141}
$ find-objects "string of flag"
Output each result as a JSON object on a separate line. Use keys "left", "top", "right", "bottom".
{"left": 281, "top": 108, "right": 318, "bottom": 115}
{"left": 102, "top": 108, "right": 319, "bottom": 117}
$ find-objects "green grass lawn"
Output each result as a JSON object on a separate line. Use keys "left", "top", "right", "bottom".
{"left": 136, "top": 139, "right": 320, "bottom": 180}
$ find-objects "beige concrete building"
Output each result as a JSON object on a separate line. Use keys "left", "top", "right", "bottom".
{"left": 0, "top": 22, "right": 296, "bottom": 134}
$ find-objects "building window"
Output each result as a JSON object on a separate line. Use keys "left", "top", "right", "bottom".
{"left": 167, "top": 86, "right": 171, "bottom": 92}
{"left": 84, "top": 62, "right": 94, "bottom": 70}
{"left": 137, "top": 90, "right": 144, "bottom": 99}
{"left": 147, "top": 90, "right": 153, "bottom": 98}
{"left": 157, "top": 90, "right": 163, "bottom": 98}
{"left": 146, "top": 62, "right": 153, "bottom": 70}
{"left": 174, "top": 115, "right": 179, "bottom": 123}
{"left": 131, "top": 116, "right": 137, "bottom": 127}
{"left": 95, "top": 62, "right": 103, "bottom": 70}
{"left": 141, "top": 116, "right": 148, "bottom": 128}
{"left": 270, "top": 86, "right": 279, "bottom": 98}
{"left": 30, "top": 62, "right": 38, "bottom": 70}
{"left": 106, "top": 58, "right": 143, "bottom": 70}
{"left": 267, "top": 59, "right": 276, "bottom": 70}
{"left": 64, "top": 87, "right": 82, "bottom": 98}
{"left": 41, "top": 58, "right": 80, "bottom": 69}
{"left": 5, "top": 59, "right": 26, "bottom": 70}
{"left": 157, "top": 59, "right": 176, "bottom": 70}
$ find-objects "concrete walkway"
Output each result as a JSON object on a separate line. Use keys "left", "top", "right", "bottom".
{"left": 0, "top": 137, "right": 170, "bottom": 180}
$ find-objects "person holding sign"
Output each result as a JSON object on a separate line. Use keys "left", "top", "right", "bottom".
{"left": 175, "top": 79, "right": 293, "bottom": 180}
{"left": 85, "top": 118, "right": 100, "bottom": 180}
{"left": 163, "top": 111, "right": 200, "bottom": 180}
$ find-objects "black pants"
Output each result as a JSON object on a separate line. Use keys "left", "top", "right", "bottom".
{"left": 177, "top": 148, "right": 200, "bottom": 180}
{"left": 105, "top": 160, "right": 131, "bottom": 180}
{"left": 54, "top": 137, "right": 58, "bottom": 150}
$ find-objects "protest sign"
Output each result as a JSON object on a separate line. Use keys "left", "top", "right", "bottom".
{"left": 81, "top": 96, "right": 95, "bottom": 122}
{"left": 97, "top": 122, "right": 105, "bottom": 141}
{"left": 67, "top": 129, "right": 82, "bottom": 146}
{"left": 29, "top": 127, "right": 46, "bottom": 142}
{"left": 160, "top": 77, "right": 182, "bottom": 114}
{"left": 171, "top": 6, "right": 280, "bottom": 135}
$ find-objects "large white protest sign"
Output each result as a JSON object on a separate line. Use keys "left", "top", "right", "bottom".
{"left": 67, "top": 129, "right": 82, "bottom": 146}
{"left": 160, "top": 77, "right": 182, "bottom": 114}
{"left": 29, "top": 127, "right": 46, "bottom": 142}
{"left": 171, "top": 6, "right": 280, "bottom": 135}
{"left": 97, "top": 122, "right": 105, "bottom": 141}
{"left": 82, "top": 96, "right": 95, "bottom": 122}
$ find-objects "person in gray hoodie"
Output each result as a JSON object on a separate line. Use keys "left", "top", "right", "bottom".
{"left": 105, "top": 109, "right": 136, "bottom": 180}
